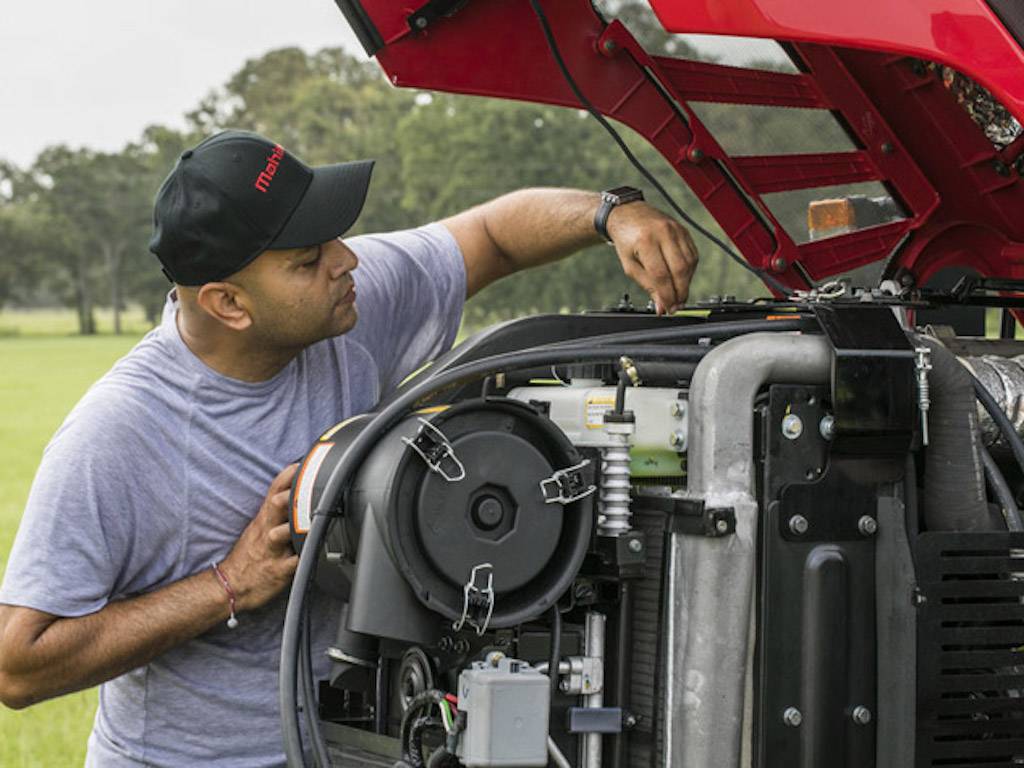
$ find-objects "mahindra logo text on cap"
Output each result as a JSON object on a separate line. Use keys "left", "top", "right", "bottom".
{"left": 254, "top": 144, "right": 286, "bottom": 193}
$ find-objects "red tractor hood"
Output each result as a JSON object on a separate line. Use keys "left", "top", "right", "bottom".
{"left": 336, "top": 0, "right": 1024, "bottom": 291}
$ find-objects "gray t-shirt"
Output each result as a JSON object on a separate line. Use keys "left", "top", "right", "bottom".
{"left": 0, "top": 223, "right": 466, "bottom": 767}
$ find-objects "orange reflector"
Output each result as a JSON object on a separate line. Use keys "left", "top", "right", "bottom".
{"left": 807, "top": 198, "right": 857, "bottom": 237}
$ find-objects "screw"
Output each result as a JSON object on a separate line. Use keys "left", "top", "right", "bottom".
{"left": 628, "top": 538, "right": 644, "bottom": 553}
{"left": 819, "top": 414, "right": 835, "bottom": 440}
{"left": 782, "top": 414, "right": 804, "bottom": 440}
{"left": 601, "top": 38, "right": 617, "bottom": 54}
{"left": 624, "top": 713, "right": 638, "bottom": 729}
{"left": 772, "top": 256, "right": 788, "bottom": 272}
{"left": 715, "top": 518, "right": 730, "bottom": 535}
{"left": 852, "top": 706, "right": 872, "bottom": 725}
{"left": 687, "top": 147, "right": 705, "bottom": 163}
{"left": 670, "top": 431, "right": 686, "bottom": 449}
{"left": 789, "top": 515, "right": 809, "bottom": 535}
{"left": 414, "top": 16, "right": 428, "bottom": 29}
{"left": 783, "top": 707, "right": 803, "bottom": 727}
{"left": 574, "top": 582, "right": 596, "bottom": 601}
{"left": 670, "top": 402, "right": 683, "bottom": 418}
{"left": 858, "top": 515, "right": 878, "bottom": 536}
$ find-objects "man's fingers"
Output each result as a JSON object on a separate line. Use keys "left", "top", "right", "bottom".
{"left": 269, "top": 463, "right": 299, "bottom": 494}
{"left": 634, "top": 239, "right": 679, "bottom": 315}
{"left": 657, "top": 229, "right": 694, "bottom": 310}
{"left": 267, "top": 522, "right": 294, "bottom": 550}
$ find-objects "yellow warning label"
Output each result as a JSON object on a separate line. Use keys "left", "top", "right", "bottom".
{"left": 585, "top": 395, "right": 616, "bottom": 429}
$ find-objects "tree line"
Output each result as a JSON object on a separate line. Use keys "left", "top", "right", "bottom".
{"left": 0, "top": 12, "right": 847, "bottom": 334}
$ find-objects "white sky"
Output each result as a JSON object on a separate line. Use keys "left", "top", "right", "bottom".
{"left": 1, "top": 2, "right": 781, "bottom": 169}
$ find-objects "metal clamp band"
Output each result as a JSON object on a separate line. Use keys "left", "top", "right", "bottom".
{"left": 401, "top": 418, "right": 466, "bottom": 482}
{"left": 540, "top": 460, "right": 596, "bottom": 505}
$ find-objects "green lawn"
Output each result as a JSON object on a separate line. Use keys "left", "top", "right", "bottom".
{"left": 0, "top": 315, "right": 146, "bottom": 767}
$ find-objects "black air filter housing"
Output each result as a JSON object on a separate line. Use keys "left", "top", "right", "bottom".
{"left": 350, "top": 397, "right": 594, "bottom": 630}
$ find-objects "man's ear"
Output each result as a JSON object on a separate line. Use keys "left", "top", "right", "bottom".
{"left": 194, "top": 281, "right": 253, "bottom": 331}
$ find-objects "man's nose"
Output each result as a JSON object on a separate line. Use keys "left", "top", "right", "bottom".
{"left": 326, "top": 238, "right": 358, "bottom": 278}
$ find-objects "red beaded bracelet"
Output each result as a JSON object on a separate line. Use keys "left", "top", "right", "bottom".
{"left": 210, "top": 561, "right": 239, "bottom": 629}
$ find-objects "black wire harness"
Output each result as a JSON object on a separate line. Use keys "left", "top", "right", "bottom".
{"left": 526, "top": 0, "right": 793, "bottom": 298}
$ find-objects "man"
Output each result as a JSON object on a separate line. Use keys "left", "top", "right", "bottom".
{"left": 0, "top": 130, "right": 697, "bottom": 766}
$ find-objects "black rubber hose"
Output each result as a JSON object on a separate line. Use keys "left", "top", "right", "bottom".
{"left": 971, "top": 373, "right": 1024, "bottom": 476}
{"left": 280, "top": 325, "right": 804, "bottom": 765}
{"left": 548, "top": 604, "right": 562, "bottom": 703}
{"left": 631, "top": 360, "right": 698, "bottom": 387}
{"left": 539, "top": 317, "right": 808, "bottom": 350}
{"left": 981, "top": 445, "right": 1024, "bottom": 532}
{"left": 301, "top": 606, "right": 331, "bottom": 768}
{"left": 614, "top": 369, "right": 629, "bottom": 414}
{"left": 917, "top": 338, "right": 995, "bottom": 531}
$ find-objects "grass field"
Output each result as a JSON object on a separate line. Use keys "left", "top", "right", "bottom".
{"left": 0, "top": 310, "right": 147, "bottom": 767}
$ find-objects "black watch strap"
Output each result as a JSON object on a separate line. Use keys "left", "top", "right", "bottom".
{"left": 594, "top": 186, "right": 644, "bottom": 243}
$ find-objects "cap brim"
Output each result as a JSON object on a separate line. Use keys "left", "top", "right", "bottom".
{"left": 267, "top": 159, "right": 375, "bottom": 250}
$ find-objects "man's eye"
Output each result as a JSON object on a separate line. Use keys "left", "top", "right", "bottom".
{"left": 302, "top": 250, "right": 322, "bottom": 268}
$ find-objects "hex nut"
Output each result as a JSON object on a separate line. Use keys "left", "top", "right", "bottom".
{"left": 858, "top": 516, "right": 878, "bottom": 536}
{"left": 789, "top": 515, "right": 809, "bottom": 535}
{"left": 783, "top": 707, "right": 803, "bottom": 727}
{"left": 628, "top": 538, "right": 644, "bottom": 553}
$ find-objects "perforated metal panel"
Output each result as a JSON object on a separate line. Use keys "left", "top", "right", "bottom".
{"left": 915, "top": 531, "right": 1024, "bottom": 767}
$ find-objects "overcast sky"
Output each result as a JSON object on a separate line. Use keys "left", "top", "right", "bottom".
{"left": 2, "top": 1, "right": 781, "bottom": 169}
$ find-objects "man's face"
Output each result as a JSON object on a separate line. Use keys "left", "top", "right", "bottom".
{"left": 235, "top": 236, "right": 360, "bottom": 350}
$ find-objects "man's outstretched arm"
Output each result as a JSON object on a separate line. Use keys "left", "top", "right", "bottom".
{"left": 441, "top": 187, "right": 699, "bottom": 313}
{"left": 0, "top": 465, "right": 299, "bottom": 710}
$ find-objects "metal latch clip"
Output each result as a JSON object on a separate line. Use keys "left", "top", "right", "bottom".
{"left": 540, "top": 460, "right": 596, "bottom": 505}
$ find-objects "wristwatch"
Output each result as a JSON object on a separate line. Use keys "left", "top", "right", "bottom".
{"left": 594, "top": 186, "right": 644, "bottom": 243}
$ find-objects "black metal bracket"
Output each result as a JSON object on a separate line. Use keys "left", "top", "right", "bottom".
{"left": 407, "top": 0, "right": 470, "bottom": 32}
{"left": 812, "top": 305, "right": 916, "bottom": 454}
{"left": 633, "top": 494, "right": 735, "bottom": 537}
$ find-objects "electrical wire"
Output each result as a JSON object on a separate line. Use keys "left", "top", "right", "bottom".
{"left": 548, "top": 603, "right": 562, "bottom": 703}
{"left": 981, "top": 445, "right": 1024, "bottom": 532}
{"left": 526, "top": 0, "right": 793, "bottom": 298}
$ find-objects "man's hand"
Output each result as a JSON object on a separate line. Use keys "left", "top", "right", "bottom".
{"left": 220, "top": 463, "right": 300, "bottom": 612}
{"left": 605, "top": 202, "right": 699, "bottom": 315}
{"left": 0, "top": 464, "right": 302, "bottom": 710}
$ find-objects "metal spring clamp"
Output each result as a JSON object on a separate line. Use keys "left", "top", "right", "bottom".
{"left": 401, "top": 418, "right": 466, "bottom": 482}
{"left": 540, "top": 459, "right": 596, "bottom": 505}
{"left": 453, "top": 562, "right": 495, "bottom": 636}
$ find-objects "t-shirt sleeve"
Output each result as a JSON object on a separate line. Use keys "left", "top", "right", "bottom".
{"left": 344, "top": 222, "right": 467, "bottom": 395}
{"left": 0, "top": 385, "right": 182, "bottom": 617}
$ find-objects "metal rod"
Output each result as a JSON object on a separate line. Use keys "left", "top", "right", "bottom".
{"left": 610, "top": 584, "right": 633, "bottom": 768}
{"left": 582, "top": 611, "right": 606, "bottom": 768}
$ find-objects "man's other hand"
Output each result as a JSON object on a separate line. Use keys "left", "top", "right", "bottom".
{"left": 221, "top": 464, "right": 300, "bottom": 612}
{"left": 606, "top": 203, "right": 699, "bottom": 314}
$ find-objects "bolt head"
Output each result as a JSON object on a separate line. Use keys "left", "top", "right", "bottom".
{"left": 628, "top": 538, "right": 644, "bottom": 553}
{"left": 415, "top": 16, "right": 428, "bottom": 29}
{"left": 783, "top": 707, "right": 803, "bottom": 727}
{"left": 715, "top": 519, "right": 730, "bottom": 534}
{"left": 819, "top": 415, "right": 835, "bottom": 440}
{"left": 858, "top": 515, "right": 878, "bottom": 536}
{"left": 687, "top": 147, "right": 705, "bottom": 163}
{"left": 601, "top": 38, "right": 617, "bottom": 53}
{"left": 670, "top": 402, "right": 683, "bottom": 418}
{"left": 782, "top": 414, "right": 804, "bottom": 440}
{"left": 772, "top": 256, "right": 788, "bottom": 272}
{"left": 560, "top": 680, "right": 570, "bottom": 692}
{"left": 624, "top": 714, "right": 638, "bottom": 729}
{"left": 852, "top": 706, "right": 872, "bottom": 725}
{"left": 789, "top": 515, "right": 809, "bottom": 535}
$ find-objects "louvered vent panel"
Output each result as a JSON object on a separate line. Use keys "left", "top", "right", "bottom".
{"left": 915, "top": 532, "right": 1024, "bottom": 768}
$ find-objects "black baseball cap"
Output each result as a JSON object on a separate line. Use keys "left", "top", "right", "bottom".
{"left": 149, "top": 130, "right": 374, "bottom": 285}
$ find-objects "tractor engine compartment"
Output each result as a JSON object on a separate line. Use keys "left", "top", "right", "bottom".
{"left": 285, "top": 294, "right": 1024, "bottom": 768}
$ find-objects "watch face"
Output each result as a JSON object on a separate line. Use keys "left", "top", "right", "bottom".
{"left": 603, "top": 186, "right": 644, "bottom": 205}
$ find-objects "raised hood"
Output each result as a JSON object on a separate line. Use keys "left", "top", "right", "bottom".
{"left": 336, "top": 0, "right": 1024, "bottom": 291}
